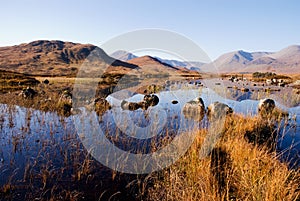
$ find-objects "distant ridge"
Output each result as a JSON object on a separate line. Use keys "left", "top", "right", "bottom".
{"left": 110, "top": 50, "right": 205, "bottom": 71}
{"left": 201, "top": 45, "right": 300, "bottom": 73}
{"left": 1, "top": 41, "right": 299, "bottom": 75}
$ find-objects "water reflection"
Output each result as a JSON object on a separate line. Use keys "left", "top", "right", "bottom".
{"left": 0, "top": 85, "right": 300, "bottom": 198}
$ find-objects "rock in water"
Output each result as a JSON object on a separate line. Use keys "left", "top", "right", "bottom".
{"left": 182, "top": 97, "right": 205, "bottom": 121}
{"left": 258, "top": 99, "right": 275, "bottom": 115}
{"left": 207, "top": 102, "right": 233, "bottom": 121}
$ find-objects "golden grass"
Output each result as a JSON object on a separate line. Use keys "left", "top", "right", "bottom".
{"left": 147, "top": 115, "right": 300, "bottom": 201}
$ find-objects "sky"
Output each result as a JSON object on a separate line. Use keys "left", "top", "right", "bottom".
{"left": 0, "top": 0, "right": 299, "bottom": 61}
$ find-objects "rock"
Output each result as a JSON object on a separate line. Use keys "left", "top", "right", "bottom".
{"left": 171, "top": 100, "right": 178, "bottom": 104}
{"left": 143, "top": 94, "right": 159, "bottom": 107}
{"left": 240, "top": 87, "right": 249, "bottom": 92}
{"left": 258, "top": 99, "right": 275, "bottom": 115}
{"left": 43, "top": 79, "right": 49, "bottom": 84}
{"left": 121, "top": 100, "right": 141, "bottom": 111}
{"left": 121, "top": 94, "right": 159, "bottom": 111}
{"left": 207, "top": 102, "right": 233, "bottom": 120}
{"left": 182, "top": 97, "right": 205, "bottom": 121}
{"left": 20, "top": 87, "right": 37, "bottom": 98}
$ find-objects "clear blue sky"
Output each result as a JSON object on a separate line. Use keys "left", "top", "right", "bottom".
{"left": 0, "top": 0, "right": 299, "bottom": 61}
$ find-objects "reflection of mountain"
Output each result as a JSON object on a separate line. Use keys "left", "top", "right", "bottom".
{"left": 127, "top": 55, "right": 179, "bottom": 71}
{"left": 201, "top": 45, "right": 300, "bottom": 73}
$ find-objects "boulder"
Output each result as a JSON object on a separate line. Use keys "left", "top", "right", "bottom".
{"left": 182, "top": 97, "right": 205, "bottom": 121}
{"left": 207, "top": 102, "right": 233, "bottom": 120}
{"left": 121, "top": 100, "right": 141, "bottom": 111}
{"left": 171, "top": 100, "right": 179, "bottom": 104}
{"left": 43, "top": 79, "right": 50, "bottom": 84}
{"left": 120, "top": 94, "right": 159, "bottom": 111}
{"left": 258, "top": 99, "right": 275, "bottom": 115}
{"left": 20, "top": 87, "right": 37, "bottom": 98}
{"left": 143, "top": 94, "right": 159, "bottom": 107}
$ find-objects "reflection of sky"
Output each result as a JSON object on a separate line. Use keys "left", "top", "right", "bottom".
{"left": 107, "top": 86, "right": 300, "bottom": 167}
{"left": 1, "top": 84, "right": 300, "bottom": 178}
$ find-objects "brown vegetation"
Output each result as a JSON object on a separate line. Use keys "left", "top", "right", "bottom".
{"left": 147, "top": 115, "right": 300, "bottom": 201}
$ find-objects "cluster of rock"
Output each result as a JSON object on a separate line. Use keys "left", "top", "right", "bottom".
{"left": 182, "top": 97, "right": 233, "bottom": 122}
{"left": 265, "top": 78, "right": 286, "bottom": 87}
{"left": 121, "top": 94, "right": 159, "bottom": 111}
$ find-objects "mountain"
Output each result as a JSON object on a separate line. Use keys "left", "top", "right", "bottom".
{"left": 110, "top": 50, "right": 204, "bottom": 71}
{"left": 202, "top": 45, "right": 300, "bottom": 73}
{"left": 110, "top": 50, "right": 137, "bottom": 61}
{"left": 2, "top": 41, "right": 299, "bottom": 75}
{"left": 155, "top": 58, "right": 205, "bottom": 71}
{"left": 0, "top": 40, "right": 138, "bottom": 76}
{"left": 201, "top": 50, "right": 272, "bottom": 73}
{"left": 126, "top": 55, "right": 180, "bottom": 73}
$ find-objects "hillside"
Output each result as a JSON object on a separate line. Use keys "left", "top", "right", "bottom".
{"left": 0, "top": 40, "right": 138, "bottom": 76}
{"left": 127, "top": 55, "right": 180, "bottom": 74}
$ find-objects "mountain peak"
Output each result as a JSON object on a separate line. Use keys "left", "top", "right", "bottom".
{"left": 128, "top": 55, "right": 173, "bottom": 67}
{"left": 110, "top": 50, "right": 137, "bottom": 61}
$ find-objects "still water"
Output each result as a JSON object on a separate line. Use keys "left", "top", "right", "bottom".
{"left": 0, "top": 86, "right": 299, "bottom": 198}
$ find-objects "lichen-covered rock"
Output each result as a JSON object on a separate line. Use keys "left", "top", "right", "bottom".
{"left": 207, "top": 102, "right": 233, "bottom": 120}
{"left": 258, "top": 99, "right": 275, "bottom": 115}
{"left": 182, "top": 97, "right": 205, "bottom": 121}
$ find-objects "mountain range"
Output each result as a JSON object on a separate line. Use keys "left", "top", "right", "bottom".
{"left": 112, "top": 46, "right": 300, "bottom": 74}
{"left": 111, "top": 50, "right": 205, "bottom": 71}
{"left": 201, "top": 45, "right": 300, "bottom": 73}
{"left": 0, "top": 40, "right": 190, "bottom": 77}
{"left": 0, "top": 40, "right": 299, "bottom": 75}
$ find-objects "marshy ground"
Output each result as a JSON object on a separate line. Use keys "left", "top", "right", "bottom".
{"left": 0, "top": 71, "right": 300, "bottom": 200}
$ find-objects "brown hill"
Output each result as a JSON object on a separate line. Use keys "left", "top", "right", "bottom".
{"left": 0, "top": 40, "right": 138, "bottom": 76}
{"left": 127, "top": 55, "right": 181, "bottom": 75}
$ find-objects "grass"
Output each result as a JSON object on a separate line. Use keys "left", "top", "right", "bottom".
{"left": 0, "top": 103, "right": 299, "bottom": 201}
{"left": 146, "top": 114, "right": 300, "bottom": 201}
{"left": 0, "top": 70, "right": 40, "bottom": 93}
{"left": 0, "top": 71, "right": 300, "bottom": 200}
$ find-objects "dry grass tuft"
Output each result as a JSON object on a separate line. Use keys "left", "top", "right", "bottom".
{"left": 147, "top": 115, "right": 300, "bottom": 201}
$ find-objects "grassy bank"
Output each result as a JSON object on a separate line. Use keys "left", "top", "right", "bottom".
{"left": 146, "top": 114, "right": 300, "bottom": 201}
